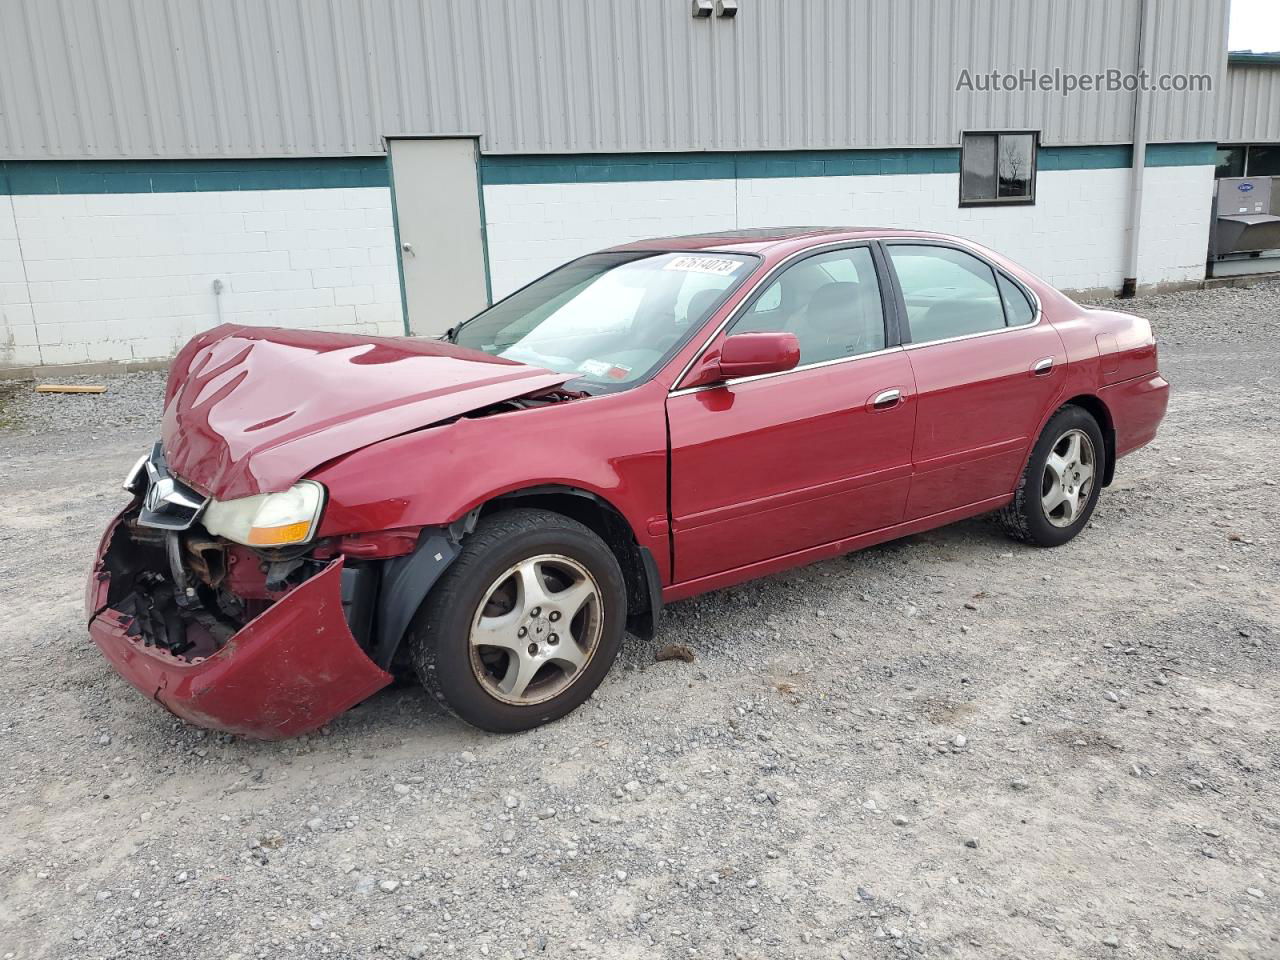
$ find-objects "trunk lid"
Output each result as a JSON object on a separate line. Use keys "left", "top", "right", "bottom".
{"left": 161, "top": 324, "right": 573, "bottom": 500}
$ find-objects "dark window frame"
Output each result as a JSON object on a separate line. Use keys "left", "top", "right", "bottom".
{"left": 959, "top": 130, "right": 1039, "bottom": 208}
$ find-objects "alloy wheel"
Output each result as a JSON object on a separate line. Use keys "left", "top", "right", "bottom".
{"left": 1041, "top": 428, "right": 1096, "bottom": 528}
{"left": 468, "top": 554, "right": 604, "bottom": 706}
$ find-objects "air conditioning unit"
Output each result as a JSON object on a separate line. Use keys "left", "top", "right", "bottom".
{"left": 1208, "top": 176, "right": 1280, "bottom": 277}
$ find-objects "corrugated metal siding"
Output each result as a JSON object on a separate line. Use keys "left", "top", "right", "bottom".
{"left": 0, "top": 0, "right": 1229, "bottom": 160}
{"left": 1218, "top": 63, "right": 1280, "bottom": 143}
{"left": 1145, "top": 0, "right": 1230, "bottom": 144}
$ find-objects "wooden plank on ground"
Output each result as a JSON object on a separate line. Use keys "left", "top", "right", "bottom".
{"left": 33, "top": 384, "right": 107, "bottom": 394}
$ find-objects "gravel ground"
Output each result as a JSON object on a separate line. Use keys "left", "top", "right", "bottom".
{"left": 0, "top": 371, "right": 167, "bottom": 435}
{"left": 1, "top": 283, "right": 1277, "bottom": 960}
{"left": 1082, "top": 277, "right": 1280, "bottom": 347}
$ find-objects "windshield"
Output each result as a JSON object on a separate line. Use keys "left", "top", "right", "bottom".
{"left": 453, "top": 251, "right": 757, "bottom": 392}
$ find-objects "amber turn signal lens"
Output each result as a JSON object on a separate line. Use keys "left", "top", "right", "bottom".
{"left": 247, "top": 521, "right": 314, "bottom": 546}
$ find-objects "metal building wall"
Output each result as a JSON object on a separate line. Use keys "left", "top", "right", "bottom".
{"left": 0, "top": 0, "right": 1229, "bottom": 160}
{"left": 1217, "top": 61, "right": 1280, "bottom": 144}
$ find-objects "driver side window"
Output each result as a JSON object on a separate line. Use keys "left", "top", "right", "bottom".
{"left": 731, "top": 247, "right": 886, "bottom": 365}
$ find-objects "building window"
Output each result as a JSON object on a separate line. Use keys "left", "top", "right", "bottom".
{"left": 1247, "top": 145, "right": 1280, "bottom": 177}
{"left": 960, "top": 131, "right": 1038, "bottom": 205}
{"left": 1215, "top": 146, "right": 1246, "bottom": 178}
{"left": 1215, "top": 144, "right": 1280, "bottom": 179}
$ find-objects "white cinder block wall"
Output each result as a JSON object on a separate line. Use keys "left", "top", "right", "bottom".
{"left": 1, "top": 187, "right": 401, "bottom": 369}
{"left": 1136, "top": 165, "right": 1216, "bottom": 286}
{"left": 1, "top": 153, "right": 1217, "bottom": 370}
{"left": 0, "top": 196, "right": 37, "bottom": 368}
{"left": 482, "top": 179, "right": 740, "bottom": 299}
{"left": 483, "top": 166, "right": 1215, "bottom": 300}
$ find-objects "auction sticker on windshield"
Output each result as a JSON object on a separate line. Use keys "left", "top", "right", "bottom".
{"left": 662, "top": 256, "right": 744, "bottom": 276}
{"left": 577, "top": 358, "right": 634, "bottom": 381}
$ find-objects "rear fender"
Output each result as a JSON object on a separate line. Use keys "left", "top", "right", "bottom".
{"left": 1025, "top": 393, "right": 1118, "bottom": 487}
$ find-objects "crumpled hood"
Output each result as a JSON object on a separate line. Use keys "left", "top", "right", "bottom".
{"left": 161, "top": 324, "right": 573, "bottom": 500}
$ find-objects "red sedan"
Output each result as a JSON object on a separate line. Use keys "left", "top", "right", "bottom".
{"left": 87, "top": 228, "right": 1168, "bottom": 737}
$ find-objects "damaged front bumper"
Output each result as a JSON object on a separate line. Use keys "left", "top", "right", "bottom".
{"left": 86, "top": 507, "right": 393, "bottom": 739}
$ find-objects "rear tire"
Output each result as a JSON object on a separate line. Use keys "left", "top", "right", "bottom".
{"left": 999, "top": 405, "right": 1106, "bottom": 547}
{"left": 407, "top": 508, "right": 626, "bottom": 733}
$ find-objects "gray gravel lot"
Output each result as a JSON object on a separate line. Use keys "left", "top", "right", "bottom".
{"left": 1, "top": 281, "right": 1277, "bottom": 960}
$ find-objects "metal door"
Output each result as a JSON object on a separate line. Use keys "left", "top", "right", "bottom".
{"left": 388, "top": 138, "right": 489, "bottom": 336}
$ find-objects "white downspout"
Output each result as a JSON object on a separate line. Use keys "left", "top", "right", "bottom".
{"left": 1121, "top": 0, "right": 1155, "bottom": 298}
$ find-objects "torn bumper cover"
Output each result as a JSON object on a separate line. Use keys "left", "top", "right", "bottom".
{"left": 86, "top": 508, "right": 393, "bottom": 740}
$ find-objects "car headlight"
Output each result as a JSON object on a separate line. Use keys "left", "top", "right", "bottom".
{"left": 200, "top": 481, "right": 325, "bottom": 548}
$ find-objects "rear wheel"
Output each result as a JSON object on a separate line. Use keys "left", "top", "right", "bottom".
{"left": 407, "top": 508, "right": 626, "bottom": 732}
{"left": 999, "top": 405, "right": 1105, "bottom": 547}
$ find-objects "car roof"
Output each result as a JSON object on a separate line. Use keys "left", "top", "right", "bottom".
{"left": 604, "top": 226, "right": 957, "bottom": 256}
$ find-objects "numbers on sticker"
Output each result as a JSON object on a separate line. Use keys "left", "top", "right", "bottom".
{"left": 663, "top": 256, "right": 743, "bottom": 276}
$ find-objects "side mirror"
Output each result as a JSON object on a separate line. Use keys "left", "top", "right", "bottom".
{"left": 681, "top": 332, "right": 801, "bottom": 388}
{"left": 719, "top": 332, "right": 801, "bottom": 378}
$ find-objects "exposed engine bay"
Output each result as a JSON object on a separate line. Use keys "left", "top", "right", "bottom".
{"left": 98, "top": 510, "right": 325, "bottom": 661}
{"left": 455, "top": 387, "right": 585, "bottom": 421}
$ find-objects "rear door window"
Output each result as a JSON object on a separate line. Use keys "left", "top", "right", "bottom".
{"left": 887, "top": 244, "right": 1007, "bottom": 343}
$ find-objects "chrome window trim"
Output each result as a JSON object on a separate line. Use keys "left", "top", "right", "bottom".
{"left": 901, "top": 318, "right": 1039, "bottom": 351}
{"left": 668, "top": 235, "right": 1043, "bottom": 394}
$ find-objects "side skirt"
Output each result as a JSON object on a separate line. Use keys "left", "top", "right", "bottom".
{"left": 661, "top": 494, "right": 1012, "bottom": 604}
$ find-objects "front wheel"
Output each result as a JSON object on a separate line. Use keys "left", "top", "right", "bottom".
{"left": 407, "top": 508, "right": 627, "bottom": 732}
{"left": 999, "top": 405, "right": 1106, "bottom": 547}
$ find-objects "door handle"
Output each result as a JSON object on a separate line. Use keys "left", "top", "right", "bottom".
{"left": 1031, "top": 356, "right": 1054, "bottom": 376}
{"left": 870, "top": 388, "right": 902, "bottom": 410}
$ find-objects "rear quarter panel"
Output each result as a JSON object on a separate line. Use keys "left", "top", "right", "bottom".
{"left": 1041, "top": 297, "right": 1167, "bottom": 461}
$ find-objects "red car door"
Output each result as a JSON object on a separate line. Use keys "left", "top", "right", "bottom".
{"left": 667, "top": 244, "right": 917, "bottom": 585}
{"left": 882, "top": 241, "right": 1066, "bottom": 520}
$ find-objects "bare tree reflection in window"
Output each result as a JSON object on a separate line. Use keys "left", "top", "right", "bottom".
{"left": 998, "top": 136, "right": 1033, "bottom": 198}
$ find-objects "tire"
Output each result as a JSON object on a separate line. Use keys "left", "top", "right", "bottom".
{"left": 407, "top": 508, "right": 627, "bottom": 733}
{"left": 999, "top": 405, "right": 1106, "bottom": 547}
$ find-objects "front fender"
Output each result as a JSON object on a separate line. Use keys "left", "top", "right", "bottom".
{"left": 368, "top": 529, "right": 461, "bottom": 669}
{"left": 308, "top": 384, "right": 671, "bottom": 582}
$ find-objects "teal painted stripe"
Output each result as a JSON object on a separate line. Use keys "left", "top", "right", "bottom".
{"left": 0, "top": 158, "right": 389, "bottom": 195}
{"left": 480, "top": 148, "right": 962, "bottom": 185}
{"left": 1040, "top": 142, "right": 1216, "bottom": 170}
{"left": 0, "top": 143, "right": 1217, "bottom": 196}
{"left": 1038, "top": 145, "right": 1132, "bottom": 170}
{"left": 480, "top": 143, "right": 1215, "bottom": 185}
{"left": 1145, "top": 142, "right": 1217, "bottom": 167}
{"left": 1228, "top": 52, "right": 1280, "bottom": 65}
